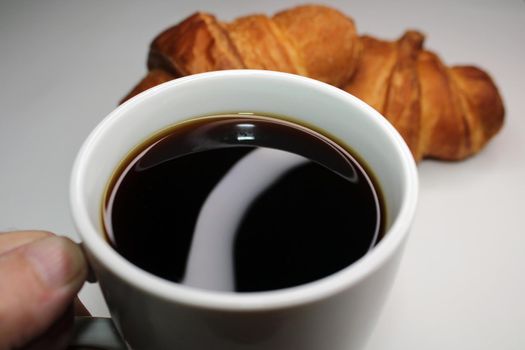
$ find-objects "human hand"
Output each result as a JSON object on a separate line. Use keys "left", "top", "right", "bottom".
{"left": 0, "top": 231, "right": 87, "bottom": 350}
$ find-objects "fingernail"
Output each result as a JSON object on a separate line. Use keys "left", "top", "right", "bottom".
{"left": 25, "top": 236, "right": 86, "bottom": 288}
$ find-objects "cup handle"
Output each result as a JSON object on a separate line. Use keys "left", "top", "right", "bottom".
{"left": 69, "top": 317, "right": 127, "bottom": 349}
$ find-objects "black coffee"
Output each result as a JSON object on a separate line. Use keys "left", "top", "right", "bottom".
{"left": 102, "top": 114, "right": 384, "bottom": 292}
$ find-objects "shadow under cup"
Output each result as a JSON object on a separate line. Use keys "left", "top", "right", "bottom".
{"left": 71, "top": 70, "right": 418, "bottom": 350}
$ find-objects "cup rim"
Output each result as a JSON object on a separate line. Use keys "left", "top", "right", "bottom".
{"left": 70, "top": 70, "right": 418, "bottom": 311}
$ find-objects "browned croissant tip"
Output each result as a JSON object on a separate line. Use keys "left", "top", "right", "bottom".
{"left": 450, "top": 65, "right": 505, "bottom": 148}
{"left": 400, "top": 30, "right": 426, "bottom": 46}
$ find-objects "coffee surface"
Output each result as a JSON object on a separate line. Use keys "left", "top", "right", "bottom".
{"left": 103, "top": 115, "right": 383, "bottom": 292}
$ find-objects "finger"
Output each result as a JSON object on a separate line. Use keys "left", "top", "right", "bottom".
{"left": 21, "top": 304, "right": 74, "bottom": 350}
{"left": 0, "top": 236, "right": 87, "bottom": 349}
{"left": 0, "top": 231, "right": 98, "bottom": 284}
{"left": 0, "top": 230, "right": 53, "bottom": 255}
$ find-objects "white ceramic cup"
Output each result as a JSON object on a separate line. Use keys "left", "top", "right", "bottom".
{"left": 70, "top": 70, "right": 418, "bottom": 350}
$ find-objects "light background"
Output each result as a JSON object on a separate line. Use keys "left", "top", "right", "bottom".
{"left": 1, "top": 0, "right": 524, "bottom": 349}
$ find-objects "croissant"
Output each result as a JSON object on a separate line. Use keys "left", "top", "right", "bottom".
{"left": 122, "top": 5, "right": 504, "bottom": 161}
{"left": 344, "top": 31, "right": 504, "bottom": 160}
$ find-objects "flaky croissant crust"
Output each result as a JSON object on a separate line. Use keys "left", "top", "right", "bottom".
{"left": 123, "top": 5, "right": 504, "bottom": 162}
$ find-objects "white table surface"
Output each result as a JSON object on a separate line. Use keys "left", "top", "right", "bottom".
{"left": 1, "top": 0, "right": 524, "bottom": 349}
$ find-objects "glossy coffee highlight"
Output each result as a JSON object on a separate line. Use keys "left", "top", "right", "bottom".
{"left": 102, "top": 114, "right": 384, "bottom": 292}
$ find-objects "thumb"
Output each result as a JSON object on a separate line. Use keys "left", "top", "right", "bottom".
{"left": 0, "top": 233, "right": 87, "bottom": 349}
